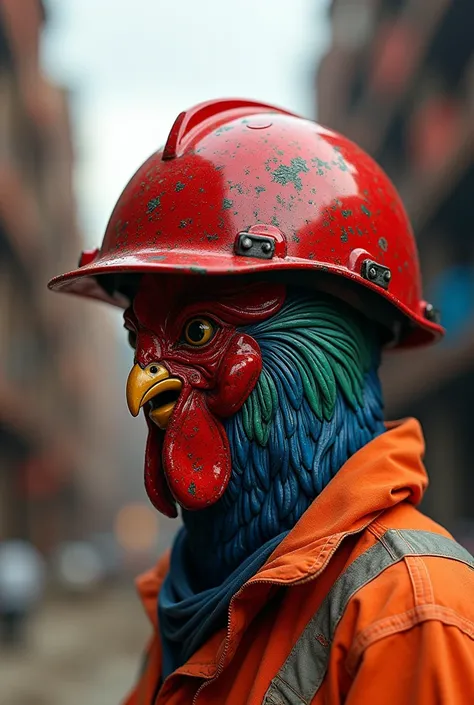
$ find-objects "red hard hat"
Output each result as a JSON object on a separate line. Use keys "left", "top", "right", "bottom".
{"left": 49, "top": 98, "right": 443, "bottom": 348}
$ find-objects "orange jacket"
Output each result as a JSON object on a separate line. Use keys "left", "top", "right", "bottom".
{"left": 124, "top": 419, "right": 474, "bottom": 704}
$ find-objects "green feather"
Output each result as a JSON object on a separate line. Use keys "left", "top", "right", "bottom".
{"left": 240, "top": 292, "right": 378, "bottom": 446}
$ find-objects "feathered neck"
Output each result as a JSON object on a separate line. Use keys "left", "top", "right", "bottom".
{"left": 181, "top": 290, "right": 385, "bottom": 588}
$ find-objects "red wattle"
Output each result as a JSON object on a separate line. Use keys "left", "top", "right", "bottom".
{"left": 163, "top": 389, "right": 231, "bottom": 510}
{"left": 144, "top": 414, "right": 178, "bottom": 518}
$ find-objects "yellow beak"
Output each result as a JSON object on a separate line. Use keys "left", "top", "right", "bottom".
{"left": 126, "top": 363, "right": 182, "bottom": 430}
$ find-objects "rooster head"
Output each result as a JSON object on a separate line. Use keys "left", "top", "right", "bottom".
{"left": 124, "top": 274, "right": 285, "bottom": 517}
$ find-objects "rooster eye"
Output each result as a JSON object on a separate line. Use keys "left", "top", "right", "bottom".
{"left": 183, "top": 318, "right": 215, "bottom": 347}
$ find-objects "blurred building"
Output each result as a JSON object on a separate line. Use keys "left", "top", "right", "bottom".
{"left": 317, "top": 0, "right": 474, "bottom": 534}
{"left": 0, "top": 0, "right": 123, "bottom": 556}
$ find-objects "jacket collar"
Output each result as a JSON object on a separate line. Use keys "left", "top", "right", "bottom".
{"left": 252, "top": 418, "right": 427, "bottom": 583}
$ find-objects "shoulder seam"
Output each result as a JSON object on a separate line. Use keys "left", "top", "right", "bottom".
{"left": 405, "top": 554, "right": 435, "bottom": 605}
{"left": 345, "top": 604, "right": 474, "bottom": 677}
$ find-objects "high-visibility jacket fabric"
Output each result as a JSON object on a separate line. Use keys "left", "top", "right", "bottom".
{"left": 124, "top": 419, "right": 474, "bottom": 704}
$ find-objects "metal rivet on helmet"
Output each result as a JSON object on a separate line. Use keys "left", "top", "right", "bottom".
{"left": 361, "top": 259, "right": 392, "bottom": 290}
{"left": 235, "top": 232, "right": 275, "bottom": 259}
{"left": 424, "top": 303, "right": 441, "bottom": 325}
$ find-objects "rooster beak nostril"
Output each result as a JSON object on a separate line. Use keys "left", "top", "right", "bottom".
{"left": 126, "top": 363, "right": 170, "bottom": 416}
{"left": 126, "top": 363, "right": 182, "bottom": 426}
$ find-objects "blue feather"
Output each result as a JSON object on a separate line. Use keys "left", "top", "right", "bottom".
{"left": 251, "top": 442, "right": 270, "bottom": 492}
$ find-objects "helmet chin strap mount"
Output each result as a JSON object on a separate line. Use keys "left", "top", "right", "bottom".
{"left": 361, "top": 259, "right": 392, "bottom": 290}
{"left": 235, "top": 232, "right": 276, "bottom": 260}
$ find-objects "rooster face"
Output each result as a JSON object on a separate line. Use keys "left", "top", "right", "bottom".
{"left": 124, "top": 274, "right": 285, "bottom": 518}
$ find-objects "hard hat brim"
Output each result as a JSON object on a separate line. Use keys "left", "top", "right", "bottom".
{"left": 48, "top": 248, "right": 444, "bottom": 348}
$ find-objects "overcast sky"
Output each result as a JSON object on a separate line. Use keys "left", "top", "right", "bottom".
{"left": 42, "top": 0, "right": 330, "bottom": 247}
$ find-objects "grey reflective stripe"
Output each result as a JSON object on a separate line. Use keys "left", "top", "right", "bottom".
{"left": 263, "top": 529, "right": 474, "bottom": 705}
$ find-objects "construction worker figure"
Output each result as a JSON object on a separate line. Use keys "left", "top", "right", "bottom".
{"left": 49, "top": 99, "right": 474, "bottom": 704}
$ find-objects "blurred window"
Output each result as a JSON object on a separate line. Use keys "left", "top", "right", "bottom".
{"left": 0, "top": 13, "right": 13, "bottom": 70}
{"left": 332, "top": 0, "right": 373, "bottom": 50}
{"left": 425, "top": 0, "right": 474, "bottom": 90}
{"left": 370, "top": 20, "right": 419, "bottom": 94}
{"left": 409, "top": 96, "right": 462, "bottom": 173}
{"left": 380, "top": 0, "right": 407, "bottom": 16}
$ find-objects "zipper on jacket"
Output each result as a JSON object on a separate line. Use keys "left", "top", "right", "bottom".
{"left": 153, "top": 515, "right": 381, "bottom": 705}
{"left": 188, "top": 526, "right": 364, "bottom": 705}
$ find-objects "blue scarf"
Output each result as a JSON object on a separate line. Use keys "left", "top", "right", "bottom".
{"left": 158, "top": 526, "right": 288, "bottom": 678}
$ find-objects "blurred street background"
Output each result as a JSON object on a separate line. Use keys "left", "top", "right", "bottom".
{"left": 0, "top": 0, "right": 473, "bottom": 703}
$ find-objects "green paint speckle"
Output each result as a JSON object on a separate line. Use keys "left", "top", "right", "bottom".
{"left": 179, "top": 218, "right": 192, "bottom": 229}
{"left": 188, "top": 481, "right": 196, "bottom": 496}
{"left": 361, "top": 205, "right": 371, "bottom": 217}
{"left": 341, "top": 209, "right": 352, "bottom": 218}
{"left": 215, "top": 125, "right": 234, "bottom": 135}
{"left": 271, "top": 157, "right": 309, "bottom": 192}
{"left": 223, "top": 198, "right": 233, "bottom": 210}
{"left": 255, "top": 185, "right": 266, "bottom": 194}
{"left": 206, "top": 234, "right": 218, "bottom": 242}
{"left": 341, "top": 229, "right": 348, "bottom": 243}
{"left": 312, "top": 157, "right": 331, "bottom": 175}
{"left": 175, "top": 181, "right": 186, "bottom": 192}
{"left": 332, "top": 152, "right": 349, "bottom": 172}
{"left": 147, "top": 197, "right": 161, "bottom": 213}
{"left": 378, "top": 237, "right": 388, "bottom": 252}
{"left": 271, "top": 215, "right": 280, "bottom": 227}
{"left": 190, "top": 266, "right": 207, "bottom": 275}
{"left": 229, "top": 181, "right": 244, "bottom": 194}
